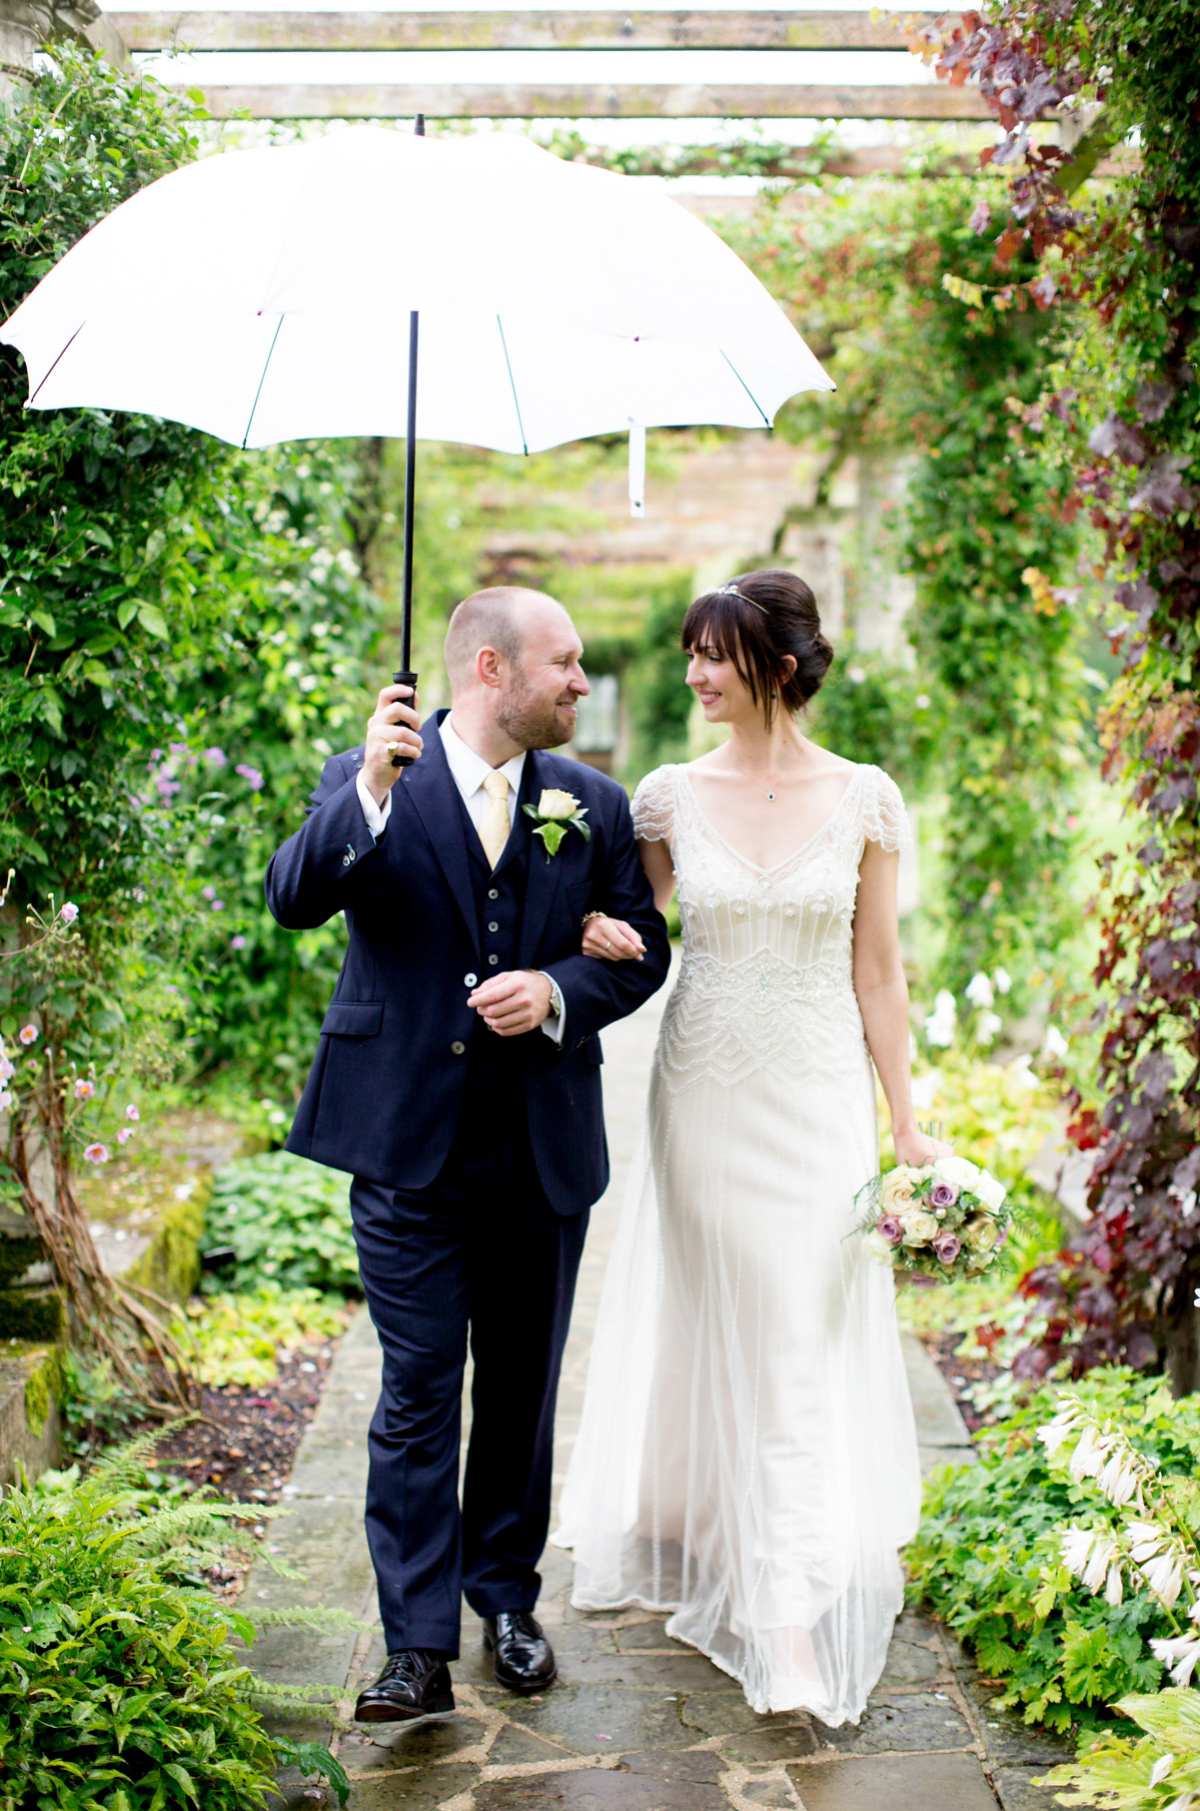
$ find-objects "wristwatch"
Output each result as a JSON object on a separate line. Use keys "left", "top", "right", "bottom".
{"left": 544, "top": 975, "right": 564, "bottom": 1020}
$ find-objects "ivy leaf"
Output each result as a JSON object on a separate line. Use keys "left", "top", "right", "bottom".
{"left": 137, "top": 602, "right": 170, "bottom": 640}
{"left": 29, "top": 608, "right": 56, "bottom": 636}
{"left": 82, "top": 659, "right": 111, "bottom": 687}
{"left": 86, "top": 524, "right": 114, "bottom": 550}
{"left": 117, "top": 598, "right": 139, "bottom": 629}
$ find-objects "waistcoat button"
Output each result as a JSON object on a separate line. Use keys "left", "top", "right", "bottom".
{"left": 464, "top": 972, "right": 477, "bottom": 987}
{"left": 451, "top": 1040, "right": 465, "bottom": 1055}
{"left": 487, "top": 921, "right": 499, "bottom": 933}
{"left": 487, "top": 953, "right": 499, "bottom": 965}
{"left": 487, "top": 888, "right": 499, "bottom": 900}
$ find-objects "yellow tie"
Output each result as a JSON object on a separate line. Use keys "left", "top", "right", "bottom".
{"left": 479, "top": 769, "right": 511, "bottom": 870}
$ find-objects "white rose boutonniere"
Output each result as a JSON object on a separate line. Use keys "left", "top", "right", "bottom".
{"left": 524, "top": 789, "right": 591, "bottom": 860}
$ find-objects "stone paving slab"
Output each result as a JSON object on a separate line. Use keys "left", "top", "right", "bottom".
{"left": 255, "top": 979, "right": 1072, "bottom": 1811}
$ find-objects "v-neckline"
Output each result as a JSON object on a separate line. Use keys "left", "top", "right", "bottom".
{"left": 682, "top": 764, "right": 862, "bottom": 877}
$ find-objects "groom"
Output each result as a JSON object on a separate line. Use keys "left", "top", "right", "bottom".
{"left": 265, "top": 586, "right": 669, "bottom": 1722}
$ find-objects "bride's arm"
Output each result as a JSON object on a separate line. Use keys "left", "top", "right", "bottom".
{"left": 581, "top": 838, "right": 676, "bottom": 960}
{"left": 852, "top": 840, "right": 944, "bottom": 1168}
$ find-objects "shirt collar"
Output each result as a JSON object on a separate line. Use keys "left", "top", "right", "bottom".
{"left": 440, "top": 713, "right": 526, "bottom": 800}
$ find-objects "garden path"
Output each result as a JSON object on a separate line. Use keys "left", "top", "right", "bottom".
{"left": 252, "top": 980, "right": 1069, "bottom": 1811}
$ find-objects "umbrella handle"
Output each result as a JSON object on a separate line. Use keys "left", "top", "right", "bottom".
{"left": 390, "top": 670, "right": 420, "bottom": 767}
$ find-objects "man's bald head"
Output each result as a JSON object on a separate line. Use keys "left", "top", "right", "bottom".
{"left": 444, "top": 586, "right": 552, "bottom": 693}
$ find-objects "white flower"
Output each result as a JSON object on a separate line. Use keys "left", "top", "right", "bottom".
{"left": 866, "top": 1230, "right": 896, "bottom": 1266}
{"left": 1153, "top": 1635, "right": 1200, "bottom": 1687}
{"left": 1140, "top": 1550, "right": 1184, "bottom": 1610}
{"left": 1038, "top": 1402, "right": 1084, "bottom": 1456}
{"left": 1127, "top": 1519, "right": 1165, "bottom": 1559}
{"left": 537, "top": 789, "right": 581, "bottom": 821}
{"left": 1043, "top": 1024, "right": 1069, "bottom": 1059}
{"left": 911, "top": 1070, "right": 941, "bottom": 1111}
{"left": 1010, "top": 1053, "right": 1039, "bottom": 1091}
{"left": 1068, "top": 1425, "right": 1109, "bottom": 1483}
{"left": 1097, "top": 1448, "right": 1142, "bottom": 1509}
{"left": 966, "top": 972, "right": 995, "bottom": 1009}
{"left": 1105, "top": 1564, "right": 1124, "bottom": 1605}
{"left": 993, "top": 967, "right": 1013, "bottom": 995}
{"left": 924, "top": 990, "right": 957, "bottom": 1048}
{"left": 974, "top": 1170, "right": 1008, "bottom": 1213}
{"left": 1081, "top": 1533, "right": 1118, "bottom": 1593}
{"left": 934, "top": 1154, "right": 982, "bottom": 1189}
{"left": 1151, "top": 1753, "right": 1176, "bottom": 1788}
{"left": 977, "top": 1011, "right": 1004, "bottom": 1046}
{"left": 1061, "top": 1527, "right": 1097, "bottom": 1579}
{"left": 901, "top": 1210, "right": 939, "bottom": 1246}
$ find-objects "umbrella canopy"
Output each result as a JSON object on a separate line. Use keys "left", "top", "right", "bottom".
{"left": 1, "top": 125, "right": 833, "bottom": 453}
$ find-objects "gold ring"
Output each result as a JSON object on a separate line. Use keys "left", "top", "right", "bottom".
{"left": 386, "top": 740, "right": 400, "bottom": 754}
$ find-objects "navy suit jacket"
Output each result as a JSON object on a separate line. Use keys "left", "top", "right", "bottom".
{"left": 264, "top": 712, "right": 670, "bottom": 1214}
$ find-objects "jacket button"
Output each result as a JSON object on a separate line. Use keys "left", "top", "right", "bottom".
{"left": 487, "top": 953, "right": 499, "bottom": 966}
{"left": 464, "top": 972, "right": 477, "bottom": 987}
{"left": 487, "top": 921, "right": 499, "bottom": 933}
{"left": 451, "top": 1040, "right": 465, "bottom": 1055}
{"left": 487, "top": 888, "right": 499, "bottom": 900}
{"left": 341, "top": 854, "right": 352, "bottom": 867}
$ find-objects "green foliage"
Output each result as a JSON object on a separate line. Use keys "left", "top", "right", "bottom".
{"left": 173, "top": 1285, "right": 347, "bottom": 1388}
{"left": 1044, "top": 1688, "right": 1200, "bottom": 1808}
{"left": 0, "top": 1452, "right": 346, "bottom": 1810}
{"left": 907, "top": 1370, "right": 1200, "bottom": 1731}
{"left": 202, "top": 1154, "right": 358, "bottom": 1296}
{"left": 810, "top": 651, "right": 942, "bottom": 798}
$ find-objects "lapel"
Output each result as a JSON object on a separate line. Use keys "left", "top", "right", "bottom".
{"left": 400, "top": 713, "right": 481, "bottom": 959}
{"left": 517, "top": 750, "right": 575, "bottom": 967}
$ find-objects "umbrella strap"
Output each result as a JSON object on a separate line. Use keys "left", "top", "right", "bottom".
{"left": 628, "top": 419, "right": 646, "bottom": 520}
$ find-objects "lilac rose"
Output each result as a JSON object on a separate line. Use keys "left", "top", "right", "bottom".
{"left": 930, "top": 1181, "right": 959, "bottom": 1209}
{"left": 877, "top": 1214, "right": 905, "bottom": 1247}
{"left": 933, "top": 1231, "right": 962, "bottom": 1266}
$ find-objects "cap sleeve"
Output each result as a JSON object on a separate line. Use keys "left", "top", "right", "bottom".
{"left": 861, "top": 767, "right": 913, "bottom": 853}
{"left": 631, "top": 765, "right": 676, "bottom": 845}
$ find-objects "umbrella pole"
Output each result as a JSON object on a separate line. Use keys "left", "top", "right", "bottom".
{"left": 391, "top": 113, "right": 425, "bottom": 769}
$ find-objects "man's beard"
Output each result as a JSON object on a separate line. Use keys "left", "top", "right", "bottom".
{"left": 496, "top": 675, "right": 574, "bottom": 750}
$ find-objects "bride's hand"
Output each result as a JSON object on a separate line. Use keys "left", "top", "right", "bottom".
{"left": 893, "top": 1125, "right": 953, "bottom": 1168}
{"left": 582, "top": 914, "right": 645, "bottom": 962}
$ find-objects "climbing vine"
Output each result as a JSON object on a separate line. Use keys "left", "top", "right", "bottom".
{"left": 911, "top": 0, "right": 1200, "bottom": 1381}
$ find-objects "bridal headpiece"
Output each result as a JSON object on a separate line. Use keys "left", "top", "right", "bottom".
{"left": 712, "top": 583, "right": 768, "bottom": 613}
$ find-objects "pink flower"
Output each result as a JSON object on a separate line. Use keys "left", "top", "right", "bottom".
{"left": 18, "top": 1025, "right": 37, "bottom": 1046}
{"left": 74, "top": 1078, "right": 95, "bottom": 1100}
{"left": 59, "top": 901, "right": 79, "bottom": 924}
{"left": 0, "top": 1089, "right": 13, "bottom": 1113}
{"left": 933, "top": 1232, "right": 962, "bottom": 1266}
{"left": 211, "top": 899, "right": 225, "bottom": 911}
{"left": 236, "top": 763, "right": 265, "bottom": 791}
{"left": 877, "top": 1214, "right": 905, "bottom": 1246}
{"left": 202, "top": 885, "right": 216, "bottom": 900}
{"left": 203, "top": 747, "right": 227, "bottom": 766}
{"left": 930, "top": 1181, "right": 959, "bottom": 1209}
{"left": 0, "top": 1057, "right": 14, "bottom": 1081}
{"left": 83, "top": 1143, "right": 110, "bottom": 1164}
{"left": 231, "top": 934, "right": 246, "bottom": 950}
{"left": 117, "top": 1126, "right": 134, "bottom": 1145}
{"left": 125, "top": 1104, "right": 140, "bottom": 1122}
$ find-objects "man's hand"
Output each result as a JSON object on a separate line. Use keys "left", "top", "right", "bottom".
{"left": 468, "top": 970, "right": 553, "bottom": 1038}
{"left": 363, "top": 683, "right": 422, "bottom": 805}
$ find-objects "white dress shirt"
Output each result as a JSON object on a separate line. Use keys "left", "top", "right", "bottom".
{"left": 355, "top": 716, "right": 565, "bottom": 1042}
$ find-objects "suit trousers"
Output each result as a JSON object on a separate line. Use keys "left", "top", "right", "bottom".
{"left": 350, "top": 1075, "right": 589, "bottom": 1657}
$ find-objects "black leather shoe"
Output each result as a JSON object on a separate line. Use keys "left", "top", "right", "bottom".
{"left": 354, "top": 1649, "right": 456, "bottom": 1723}
{"left": 482, "top": 1611, "right": 557, "bottom": 1693}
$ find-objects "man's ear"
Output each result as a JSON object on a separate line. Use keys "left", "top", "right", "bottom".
{"left": 476, "top": 646, "right": 504, "bottom": 690}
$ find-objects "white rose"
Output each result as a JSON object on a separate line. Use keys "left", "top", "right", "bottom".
{"left": 974, "top": 1170, "right": 1007, "bottom": 1213}
{"left": 901, "top": 1210, "right": 938, "bottom": 1246}
{"left": 934, "top": 1154, "right": 982, "bottom": 1189}
{"left": 866, "top": 1230, "right": 896, "bottom": 1266}
{"left": 964, "top": 1215, "right": 1000, "bottom": 1254}
{"left": 537, "top": 789, "right": 580, "bottom": 821}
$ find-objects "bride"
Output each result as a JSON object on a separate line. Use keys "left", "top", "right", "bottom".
{"left": 553, "top": 568, "right": 944, "bottom": 1725}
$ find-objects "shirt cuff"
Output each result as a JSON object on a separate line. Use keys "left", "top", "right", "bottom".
{"left": 539, "top": 973, "right": 566, "bottom": 1045}
{"left": 356, "top": 770, "right": 391, "bottom": 840}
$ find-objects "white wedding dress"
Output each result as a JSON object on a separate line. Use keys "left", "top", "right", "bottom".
{"left": 554, "top": 760, "right": 921, "bottom": 1723}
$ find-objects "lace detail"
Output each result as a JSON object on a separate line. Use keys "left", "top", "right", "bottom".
{"left": 659, "top": 948, "right": 867, "bottom": 1093}
{"left": 859, "top": 766, "right": 912, "bottom": 854}
{"left": 631, "top": 765, "right": 678, "bottom": 845}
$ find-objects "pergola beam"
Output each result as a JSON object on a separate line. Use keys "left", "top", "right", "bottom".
{"left": 167, "top": 80, "right": 990, "bottom": 119}
{"left": 110, "top": 9, "right": 952, "bottom": 52}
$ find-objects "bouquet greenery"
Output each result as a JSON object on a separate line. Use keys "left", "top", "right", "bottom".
{"left": 855, "top": 1154, "right": 1013, "bottom": 1283}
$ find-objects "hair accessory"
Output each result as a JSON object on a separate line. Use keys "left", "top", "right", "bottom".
{"left": 712, "top": 582, "right": 768, "bottom": 613}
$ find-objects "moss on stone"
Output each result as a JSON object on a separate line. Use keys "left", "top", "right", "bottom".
{"left": 125, "top": 1177, "right": 209, "bottom": 1306}
{"left": 23, "top": 1347, "right": 63, "bottom": 1437}
{"left": 0, "top": 1287, "right": 67, "bottom": 1342}
{"left": 0, "top": 1233, "right": 44, "bottom": 1288}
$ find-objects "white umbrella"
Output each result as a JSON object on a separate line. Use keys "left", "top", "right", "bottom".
{"left": 2, "top": 123, "right": 833, "bottom": 709}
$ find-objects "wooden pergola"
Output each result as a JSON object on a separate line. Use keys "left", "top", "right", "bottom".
{"left": 102, "top": 8, "right": 990, "bottom": 122}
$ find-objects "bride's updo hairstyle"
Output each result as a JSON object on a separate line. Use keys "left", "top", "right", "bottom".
{"left": 681, "top": 568, "right": 833, "bottom": 727}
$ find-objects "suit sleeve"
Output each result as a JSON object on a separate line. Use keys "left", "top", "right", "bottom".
{"left": 264, "top": 755, "right": 382, "bottom": 930}
{"left": 541, "top": 785, "right": 670, "bottom": 1047}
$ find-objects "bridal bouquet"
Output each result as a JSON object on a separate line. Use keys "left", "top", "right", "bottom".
{"left": 855, "top": 1155, "right": 1012, "bottom": 1283}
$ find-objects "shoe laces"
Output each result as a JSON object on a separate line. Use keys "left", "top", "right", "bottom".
{"left": 380, "top": 1648, "right": 444, "bottom": 1683}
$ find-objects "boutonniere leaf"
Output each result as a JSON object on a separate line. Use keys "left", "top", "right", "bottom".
{"left": 523, "top": 788, "right": 591, "bottom": 860}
